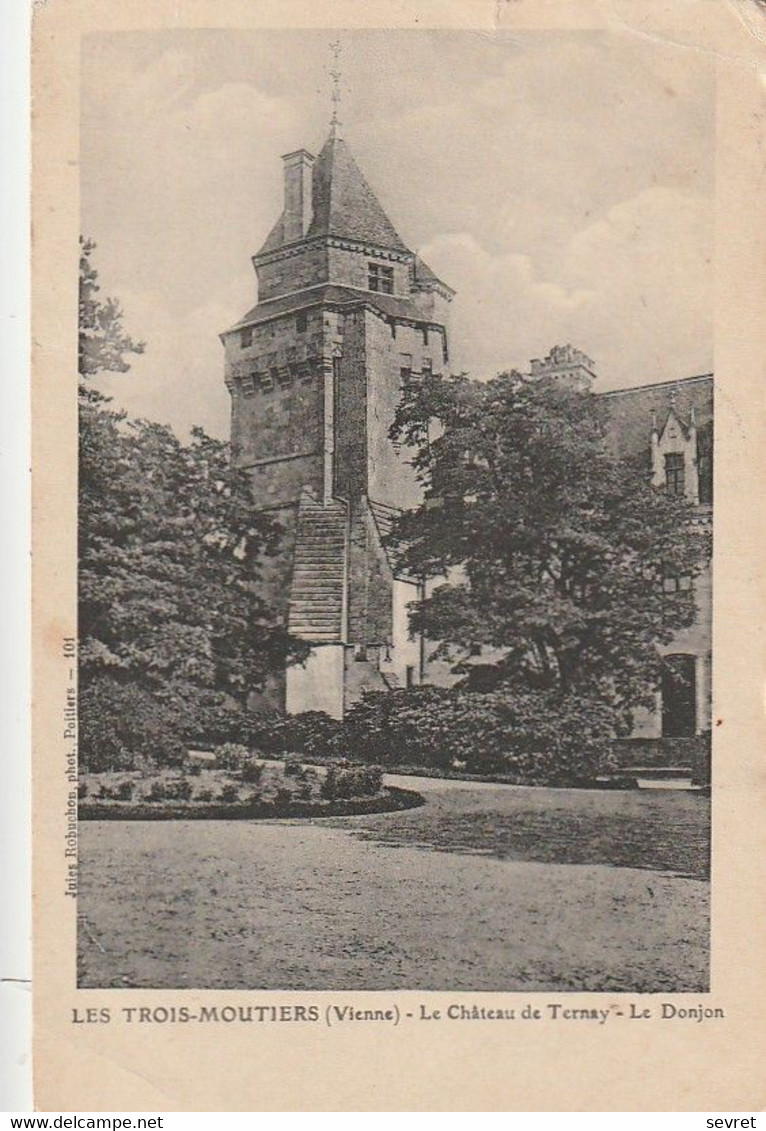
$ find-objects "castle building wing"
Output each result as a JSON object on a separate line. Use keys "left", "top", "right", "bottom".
{"left": 599, "top": 374, "right": 713, "bottom": 463}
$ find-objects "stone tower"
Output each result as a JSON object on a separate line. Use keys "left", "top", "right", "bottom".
{"left": 221, "top": 126, "right": 454, "bottom": 718}
{"left": 529, "top": 344, "right": 597, "bottom": 390}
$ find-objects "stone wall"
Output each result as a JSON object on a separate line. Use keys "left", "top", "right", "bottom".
{"left": 225, "top": 306, "right": 327, "bottom": 501}
{"left": 326, "top": 245, "right": 410, "bottom": 294}
{"left": 255, "top": 242, "right": 328, "bottom": 301}
{"left": 365, "top": 310, "right": 438, "bottom": 511}
{"left": 286, "top": 644, "right": 345, "bottom": 719}
{"left": 245, "top": 454, "right": 324, "bottom": 511}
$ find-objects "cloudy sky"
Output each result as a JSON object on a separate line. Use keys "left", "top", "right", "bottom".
{"left": 82, "top": 29, "right": 714, "bottom": 438}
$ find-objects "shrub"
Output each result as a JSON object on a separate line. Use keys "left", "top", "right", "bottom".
{"left": 214, "top": 743, "right": 251, "bottom": 771}
{"left": 145, "top": 779, "right": 167, "bottom": 802}
{"left": 240, "top": 759, "right": 264, "bottom": 784}
{"left": 79, "top": 678, "right": 186, "bottom": 772}
{"left": 277, "top": 711, "right": 343, "bottom": 758}
{"left": 320, "top": 766, "right": 339, "bottom": 801}
{"left": 244, "top": 713, "right": 290, "bottom": 754}
{"left": 181, "top": 696, "right": 252, "bottom": 747}
{"left": 315, "top": 687, "right": 616, "bottom": 785}
{"left": 144, "top": 775, "right": 193, "bottom": 802}
{"left": 360, "top": 765, "right": 383, "bottom": 795}
{"left": 163, "top": 777, "right": 193, "bottom": 801}
{"left": 98, "top": 777, "right": 135, "bottom": 801}
{"left": 283, "top": 755, "right": 304, "bottom": 778}
{"left": 218, "top": 783, "right": 239, "bottom": 804}
{"left": 319, "top": 762, "right": 384, "bottom": 801}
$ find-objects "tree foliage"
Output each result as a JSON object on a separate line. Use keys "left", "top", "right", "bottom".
{"left": 78, "top": 237, "right": 145, "bottom": 379}
{"left": 78, "top": 239, "right": 308, "bottom": 767}
{"left": 387, "top": 369, "right": 710, "bottom": 730}
{"left": 79, "top": 407, "right": 305, "bottom": 705}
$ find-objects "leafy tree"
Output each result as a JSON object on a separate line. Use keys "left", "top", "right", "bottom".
{"left": 387, "top": 368, "right": 710, "bottom": 733}
{"left": 78, "top": 236, "right": 145, "bottom": 380}
{"left": 77, "top": 240, "right": 308, "bottom": 767}
{"left": 78, "top": 412, "right": 304, "bottom": 706}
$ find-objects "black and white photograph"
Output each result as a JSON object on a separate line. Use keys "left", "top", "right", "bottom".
{"left": 75, "top": 27, "right": 715, "bottom": 995}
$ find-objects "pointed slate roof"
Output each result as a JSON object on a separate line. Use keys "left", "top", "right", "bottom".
{"left": 256, "top": 134, "right": 409, "bottom": 257}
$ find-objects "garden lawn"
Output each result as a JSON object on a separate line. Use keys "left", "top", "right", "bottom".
{"left": 78, "top": 779, "right": 709, "bottom": 992}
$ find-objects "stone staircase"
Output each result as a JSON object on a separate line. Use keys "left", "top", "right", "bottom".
{"left": 287, "top": 492, "right": 347, "bottom": 643}
{"left": 610, "top": 735, "right": 711, "bottom": 789}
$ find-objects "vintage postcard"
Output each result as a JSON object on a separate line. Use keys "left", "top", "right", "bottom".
{"left": 31, "top": 0, "right": 765, "bottom": 1112}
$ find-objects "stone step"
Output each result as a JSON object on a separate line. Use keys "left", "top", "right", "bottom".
{"left": 290, "top": 609, "right": 343, "bottom": 619}
{"left": 624, "top": 765, "right": 693, "bottom": 779}
{"left": 291, "top": 574, "right": 344, "bottom": 585}
{"left": 290, "top": 600, "right": 343, "bottom": 611}
{"left": 292, "top": 560, "right": 344, "bottom": 568}
{"left": 290, "top": 620, "right": 342, "bottom": 630}
{"left": 291, "top": 580, "right": 343, "bottom": 587}
{"left": 296, "top": 531, "right": 345, "bottom": 540}
{"left": 293, "top": 554, "right": 345, "bottom": 563}
{"left": 291, "top": 592, "right": 343, "bottom": 600}
{"left": 294, "top": 538, "right": 346, "bottom": 548}
{"left": 291, "top": 632, "right": 343, "bottom": 642}
{"left": 292, "top": 569, "right": 344, "bottom": 579}
{"left": 292, "top": 567, "right": 344, "bottom": 576}
{"left": 288, "top": 494, "right": 347, "bottom": 642}
{"left": 290, "top": 624, "right": 342, "bottom": 631}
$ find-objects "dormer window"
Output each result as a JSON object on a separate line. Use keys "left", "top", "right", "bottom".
{"left": 240, "top": 326, "right": 253, "bottom": 349}
{"left": 368, "top": 263, "right": 394, "bottom": 294}
{"left": 664, "top": 452, "right": 685, "bottom": 496}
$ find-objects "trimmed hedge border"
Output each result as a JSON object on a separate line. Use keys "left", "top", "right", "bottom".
{"left": 352, "top": 762, "right": 626, "bottom": 790}
{"left": 78, "top": 785, "right": 425, "bottom": 821}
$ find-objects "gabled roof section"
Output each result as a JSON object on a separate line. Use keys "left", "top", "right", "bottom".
{"left": 413, "top": 255, "right": 454, "bottom": 296}
{"left": 256, "top": 134, "right": 410, "bottom": 258}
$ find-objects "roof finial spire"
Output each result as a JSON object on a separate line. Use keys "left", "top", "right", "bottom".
{"left": 329, "top": 39, "right": 342, "bottom": 139}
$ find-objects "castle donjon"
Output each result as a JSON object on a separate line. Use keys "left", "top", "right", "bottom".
{"left": 221, "top": 121, "right": 451, "bottom": 719}
{"left": 221, "top": 124, "right": 712, "bottom": 748}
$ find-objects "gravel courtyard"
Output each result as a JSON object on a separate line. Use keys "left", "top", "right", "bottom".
{"left": 77, "top": 777, "right": 710, "bottom": 992}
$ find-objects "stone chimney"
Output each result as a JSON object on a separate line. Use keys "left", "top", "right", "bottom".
{"left": 281, "top": 149, "right": 315, "bottom": 243}
{"left": 529, "top": 345, "right": 597, "bottom": 390}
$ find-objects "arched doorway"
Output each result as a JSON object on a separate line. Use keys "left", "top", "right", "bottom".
{"left": 661, "top": 654, "right": 697, "bottom": 737}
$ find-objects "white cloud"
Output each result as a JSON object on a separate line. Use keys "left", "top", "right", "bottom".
{"left": 82, "top": 30, "right": 714, "bottom": 434}
{"left": 422, "top": 187, "right": 712, "bottom": 387}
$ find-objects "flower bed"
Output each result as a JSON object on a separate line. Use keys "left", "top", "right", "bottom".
{"left": 78, "top": 757, "right": 424, "bottom": 820}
